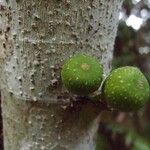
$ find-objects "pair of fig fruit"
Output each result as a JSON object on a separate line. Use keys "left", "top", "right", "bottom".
{"left": 61, "top": 54, "right": 150, "bottom": 111}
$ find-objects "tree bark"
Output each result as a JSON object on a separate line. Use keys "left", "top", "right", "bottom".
{"left": 0, "top": 0, "right": 123, "bottom": 149}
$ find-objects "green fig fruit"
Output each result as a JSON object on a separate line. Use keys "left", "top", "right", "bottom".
{"left": 103, "top": 66, "right": 150, "bottom": 111}
{"left": 61, "top": 53, "right": 103, "bottom": 95}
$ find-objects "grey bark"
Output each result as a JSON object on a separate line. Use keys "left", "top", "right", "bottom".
{"left": 0, "top": 0, "right": 123, "bottom": 149}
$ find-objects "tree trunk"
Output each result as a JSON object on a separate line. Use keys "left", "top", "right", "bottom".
{"left": 0, "top": 0, "right": 123, "bottom": 149}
